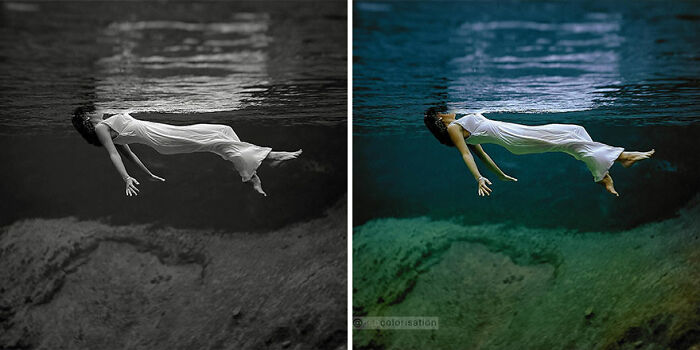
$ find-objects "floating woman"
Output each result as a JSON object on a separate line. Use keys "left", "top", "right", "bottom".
{"left": 423, "top": 107, "right": 654, "bottom": 197}
{"left": 71, "top": 105, "right": 302, "bottom": 197}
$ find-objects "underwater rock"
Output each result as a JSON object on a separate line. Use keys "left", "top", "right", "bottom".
{"left": 585, "top": 307, "right": 595, "bottom": 320}
{"left": 0, "top": 198, "right": 347, "bottom": 350}
{"left": 353, "top": 196, "right": 700, "bottom": 349}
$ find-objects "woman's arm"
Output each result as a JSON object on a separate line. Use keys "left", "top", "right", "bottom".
{"left": 447, "top": 123, "right": 492, "bottom": 196}
{"left": 95, "top": 124, "right": 140, "bottom": 196}
{"left": 468, "top": 144, "right": 517, "bottom": 181}
{"left": 116, "top": 145, "right": 165, "bottom": 181}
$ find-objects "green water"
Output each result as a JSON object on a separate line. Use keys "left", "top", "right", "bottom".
{"left": 353, "top": 196, "right": 699, "bottom": 349}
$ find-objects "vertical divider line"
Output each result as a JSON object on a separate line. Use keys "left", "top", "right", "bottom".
{"left": 347, "top": 0, "right": 354, "bottom": 347}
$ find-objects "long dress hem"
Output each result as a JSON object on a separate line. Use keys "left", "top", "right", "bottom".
{"left": 101, "top": 113, "right": 271, "bottom": 183}
{"left": 451, "top": 113, "right": 624, "bottom": 183}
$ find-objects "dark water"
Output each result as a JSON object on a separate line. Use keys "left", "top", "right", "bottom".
{"left": 353, "top": 1, "right": 700, "bottom": 231}
{"left": 0, "top": 1, "right": 346, "bottom": 231}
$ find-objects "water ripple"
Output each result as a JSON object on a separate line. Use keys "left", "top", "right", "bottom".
{"left": 354, "top": 1, "right": 700, "bottom": 134}
{"left": 0, "top": 2, "right": 346, "bottom": 129}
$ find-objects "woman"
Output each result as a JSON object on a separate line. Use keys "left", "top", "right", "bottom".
{"left": 423, "top": 107, "right": 654, "bottom": 197}
{"left": 72, "top": 105, "right": 301, "bottom": 197}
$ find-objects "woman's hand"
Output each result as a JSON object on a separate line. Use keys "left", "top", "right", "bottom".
{"left": 149, "top": 173, "right": 166, "bottom": 182}
{"left": 499, "top": 173, "right": 518, "bottom": 182}
{"left": 125, "top": 176, "right": 140, "bottom": 196}
{"left": 477, "top": 176, "right": 492, "bottom": 196}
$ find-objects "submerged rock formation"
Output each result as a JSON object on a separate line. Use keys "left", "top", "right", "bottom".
{"left": 0, "top": 199, "right": 346, "bottom": 350}
{"left": 353, "top": 196, "right": 700, "bottom": 349}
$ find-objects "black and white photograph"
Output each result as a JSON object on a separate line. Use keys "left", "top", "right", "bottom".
{"left": 0, "top": 1, "right": 347, "bottom": 349}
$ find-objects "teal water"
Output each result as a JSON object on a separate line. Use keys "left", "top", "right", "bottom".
{"left": 353, "top": 1, "right": 700, "bottom": 231}
{"left": 353, "top": 1, "right": 700, "bottom": 348}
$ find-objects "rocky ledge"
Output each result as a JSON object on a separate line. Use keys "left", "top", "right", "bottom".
{"left": 0, "top": 198, "right": 346, "bottom": 350}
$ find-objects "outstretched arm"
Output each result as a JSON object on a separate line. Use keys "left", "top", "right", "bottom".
{"left": 468, "top": 144, "right": 517, "bottom": 181}
{"left": 116, "top": 145, "right": 165, "bottom": 182}
{"left": 95, "top": 124, "right": 140, "bottom": 196}
{"left": 447, "top": 123, "right": 492, "bottom": 196}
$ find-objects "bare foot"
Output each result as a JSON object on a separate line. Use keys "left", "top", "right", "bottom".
{"left": 597, "top": 173, "right": 619, "bottom": 197}
{"left": 249, "top": 174, "right": 266, "bottom": 196}
{"left": 268, "top": 149, "right": 302, "bottom": 167}
{"left": 618, "top": 149, "right": 655, "bottom": 168}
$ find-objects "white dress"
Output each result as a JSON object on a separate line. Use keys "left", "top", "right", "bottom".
{"left": 101, "top": 113, "right": 271, "bottom": 182}
{"left": 450, "top": 113, "right": 624, "bottom": 182}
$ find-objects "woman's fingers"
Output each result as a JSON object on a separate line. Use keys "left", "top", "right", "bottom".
{"left": 477, "top": 177, "right": 493, "bottom": 196}
{"left": 479, "top": 185, "right": 491, "bottom": 196}
{"left": 125, "top": 179, "right": 140, "bottom": 197}
{"left": 149, "top": 175, "right": 165, "bottom": 182}
{"left": 500, "top": 174, "right": 518, "bottom": 182}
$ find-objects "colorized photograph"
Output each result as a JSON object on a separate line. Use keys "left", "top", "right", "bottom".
{"left": 353, "top": 1, "right": 699, "bottom": 349}
{"left": 0, "top": 1, "right": 346, "bottom": 349}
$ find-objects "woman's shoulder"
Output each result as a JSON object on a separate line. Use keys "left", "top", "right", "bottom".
{"left": 100, "top": 112, "right": 135, "bottom": 132}
{"left": 450, "top": 112, "right": 486, "bottom": 134}
{"left": 105, "top": 111, "right": 136, "bottom": 121}
{"left": 115, "top": 110, "right": 135, "bottom": 117}
{"left": 452, "top": 113, "right": 478, "bottom": 124}
{"left": 461, "top": 113, "right": 488, "bottom": 124}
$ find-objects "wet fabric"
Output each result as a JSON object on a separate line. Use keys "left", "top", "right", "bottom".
{"left": 101, "top": 113, "right": 271, "bottom": 182}
{"left": 451, "top": 113, "right": 624, "bottom": 182}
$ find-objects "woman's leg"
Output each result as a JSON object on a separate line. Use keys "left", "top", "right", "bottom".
{"left": 265, "top": 149, "right": 303, "bottom": 167}
{"left": 244, "top": 149, "right": 301, "bottom": 196}
{"left": 615, "top": 149, "right": 655, "bottom": 168}
{"left": 592, "top": 148, "right": 654, "bottom": 197}
{"left": 597, "top": 173, "right": 619, "bottom": 197}
{"left": 247, "top": 173, "right": 266, "bottom": 196}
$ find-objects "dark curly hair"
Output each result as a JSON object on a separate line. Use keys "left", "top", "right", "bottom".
{"left": 72, "top": 105, "right": 102, "bottom": 147}
{"left": 423, "top": 106, "right": 454, "bottom": 147}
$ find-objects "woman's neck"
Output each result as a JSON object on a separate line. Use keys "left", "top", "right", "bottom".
{"left": 438, "top": 112, "right": 456, "bottom": 127}
{"left": 87, "top": 113, "right": 106, "bottom": 126}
